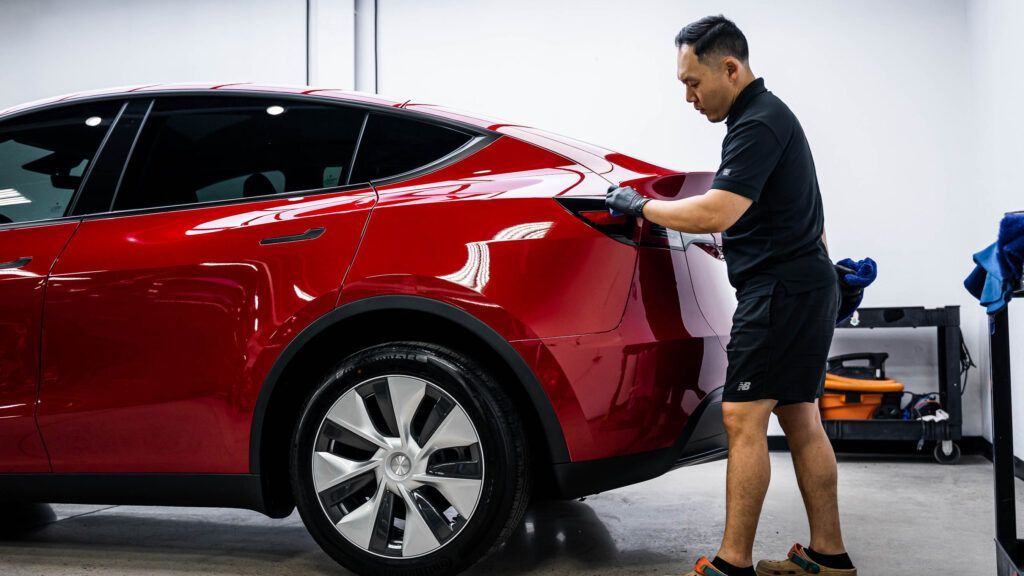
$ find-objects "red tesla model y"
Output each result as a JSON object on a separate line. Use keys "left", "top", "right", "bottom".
{"left": 0, "top": 84, "right": 735, "bottom": 575}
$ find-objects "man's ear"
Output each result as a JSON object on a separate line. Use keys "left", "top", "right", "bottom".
{"left": 724, "top": 57, "right": 740, "bottom": 82}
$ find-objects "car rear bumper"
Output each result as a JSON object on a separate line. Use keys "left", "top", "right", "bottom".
{"left": 548, "top": 386, "right": 727, "bottom": 499}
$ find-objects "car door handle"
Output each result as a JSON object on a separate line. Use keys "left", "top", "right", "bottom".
{"left": 259, "top": 227, "right": 326, "bottom": 246}
{"left": 0, "top": 256, "right": 31, "bottom": 270}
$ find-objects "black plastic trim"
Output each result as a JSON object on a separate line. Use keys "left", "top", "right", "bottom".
{"left": 345, "top": 112, "right": 370, "bottom": 186}
{"left": 0, "top": 215, "right": 82, "bottom": 232}
{"left": 0, "top": 473, "right": 266, "bottom": 512}
{"left": 64, "top": 100, "right": 128, "bottom": 216}
{"left": 248, "top": 295, "right": 571, "bottom": 474}
{"left": 550, "top": 386, "right": 726, "bottom": 499}
{"left": 73, "top": 98, "right": 153, "bottom": 216}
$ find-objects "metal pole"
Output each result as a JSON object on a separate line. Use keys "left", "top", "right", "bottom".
{"left": 990, "top": 305, "right": 1017, "bottom": 564}
{"left": 354, "top": 0, "right": 377, "bottom": 93}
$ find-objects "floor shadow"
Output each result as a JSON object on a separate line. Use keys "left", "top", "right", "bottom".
{"left": 0, "top": 498, "right": 671, "bottom": 575}
{"left": 469, "top": 499, "right": 670, "bottom": 575}
{"left": 0, "top": 503, "right": 57, "bottom": 538}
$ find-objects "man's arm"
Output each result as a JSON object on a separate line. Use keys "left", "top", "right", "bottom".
{"left": 640, "top": 188, "right": 753, "bottom": 234}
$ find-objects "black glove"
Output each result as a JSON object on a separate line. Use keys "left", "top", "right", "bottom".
{"left": 605, "top": 185, "right": 651, "bottom": 217}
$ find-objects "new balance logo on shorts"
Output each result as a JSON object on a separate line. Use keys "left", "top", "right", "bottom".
{"left": 738, "top": 381, "right": 752, "bottom": 391}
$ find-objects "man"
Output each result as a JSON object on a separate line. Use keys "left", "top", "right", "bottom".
{"left": 606, "top": 15, "right": 856, "bottom": 576}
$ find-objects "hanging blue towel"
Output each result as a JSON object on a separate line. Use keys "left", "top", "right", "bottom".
{"left": 835, "top": 257, "right": 877, "bottom": 324}
{"left": 964, "top": 212, "right": 1024, "bottom": 314}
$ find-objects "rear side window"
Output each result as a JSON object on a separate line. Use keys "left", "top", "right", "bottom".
{"left": 350, "top": 114, "right": 472, "bottom": 183}
{"left": 0, "top": 101, "right": 122, "bottom": 224}
{"left": 114, "top": 97, "right": 365, "bottom": 211}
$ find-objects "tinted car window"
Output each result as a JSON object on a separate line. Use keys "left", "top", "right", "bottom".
{"left": 0, "top": 101, "right": 122, "bottom": 224}
{"left": 350, "top": 114, "right": 472, "bottom": 183}
{"left": 114, "top": 97, "right": 365, "bottom": 211}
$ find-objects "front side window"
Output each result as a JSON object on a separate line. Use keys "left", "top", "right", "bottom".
{"left": 350, "top": 113, "right": 473, "bottom": 183}
{"left": 0, "top": 101, "right": 122, "bottom": 224}
{"left": 114, "top": 97, "right": 366, "bottom": 211}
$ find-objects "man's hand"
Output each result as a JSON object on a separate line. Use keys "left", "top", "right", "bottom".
{"left": 605, "top": 185, "right": 651, "bottom": 217}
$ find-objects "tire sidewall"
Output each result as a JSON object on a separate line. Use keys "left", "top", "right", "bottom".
{"left": 290, "top": 342, "right": 523, "bottom": 576}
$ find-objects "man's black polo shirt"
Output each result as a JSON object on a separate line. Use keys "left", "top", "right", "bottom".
{"left": 711, "top": 77, "right": 833, "bottom": 293}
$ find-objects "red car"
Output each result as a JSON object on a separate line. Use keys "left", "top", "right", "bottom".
{"left": 0, "top": 84, "right": 734, "bottom": 575}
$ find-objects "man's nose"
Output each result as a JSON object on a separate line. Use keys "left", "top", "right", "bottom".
{"left": 685, "top": 90, "right": 696, "bottom": 103}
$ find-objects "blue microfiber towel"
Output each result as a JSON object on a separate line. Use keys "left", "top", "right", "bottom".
{"left": 999, "top": 212, "right": 1024, "bottom": 281}
{"left": 837, "top": 257, "right": 877, "bottom": 287}
{"left": 964, "top": 212, "right": 1024, "bottom": 314}
{"left": 835, "top": 257, "right": 877, "bottom": 325}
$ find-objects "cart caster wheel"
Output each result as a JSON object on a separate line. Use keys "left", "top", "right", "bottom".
{"left": 934, "top": 441, "right": 961, "bottom": 464}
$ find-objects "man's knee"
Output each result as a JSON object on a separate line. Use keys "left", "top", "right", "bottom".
{"left": 774, "top": 402, "right": 819, "bottom": 425}
{"left": 721, "top": 400, "right": 774, "bottom": 438}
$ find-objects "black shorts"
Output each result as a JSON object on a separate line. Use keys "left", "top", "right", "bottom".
{"left": 723, "top": 276, "right": 838, "bottom": 404}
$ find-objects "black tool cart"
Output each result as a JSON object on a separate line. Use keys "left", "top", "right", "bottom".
{"left": 991, "top": 289, "right": 1023, "bottom": 576}
{"left": 829, "top": 305, "right": 965, "bottom": 463}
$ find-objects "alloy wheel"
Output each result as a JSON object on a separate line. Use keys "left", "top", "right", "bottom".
{"left": 311, "top": 374, "right": 485, "bottom": 558}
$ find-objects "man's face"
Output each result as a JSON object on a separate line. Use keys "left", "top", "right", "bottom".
{"left": 677, "top": 45, "right": 736, "bottom": 123}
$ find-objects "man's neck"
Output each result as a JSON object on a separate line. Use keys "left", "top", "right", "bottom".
{"left": 729, "top": 73, "right": 757, "bottom": 111}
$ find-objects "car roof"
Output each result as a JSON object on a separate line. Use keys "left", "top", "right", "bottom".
{"left": 0, "top": 83, "right": 680, "bottom": 180}
{"left": 0, "top": 82, "right": 415, "bottom": 117}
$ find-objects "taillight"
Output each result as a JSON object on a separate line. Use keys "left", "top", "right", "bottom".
{"left": 554, "top": 197, "right": 724, "bottom": 259}
{"left": 555, "top": 197, "right": 636, "bottom": 244}
{"left": 638, "top": 221, "right": 671, "bottom": 248}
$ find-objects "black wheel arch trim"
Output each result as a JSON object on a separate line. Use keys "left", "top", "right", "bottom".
{"left": 248, "top": 294, "right": 571, "bottom": 475}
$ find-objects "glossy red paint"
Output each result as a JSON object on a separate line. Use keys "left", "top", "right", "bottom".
{"left": 0, "top": 221, "right": 78, "bottom": 472}
{"left": 39, "top": 188, "right": 375, "bottom": 472}
{"left": 341, "top": 135, "right": 730, "bottom": 461}
{"left": 340, "top": 136, "right": 638, "bottom": 339}
{"left": 0, "top": 86, "right": 733, "bottom": 477}
{"left": 522, "top": 245, "right": 727, "bottom": 460}
{"left": 624, "top": 171, "right": 735, "bottom": 345}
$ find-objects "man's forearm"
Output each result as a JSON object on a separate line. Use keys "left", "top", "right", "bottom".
{"left": 641, "top": 197, "right": 722, "bottom": 234}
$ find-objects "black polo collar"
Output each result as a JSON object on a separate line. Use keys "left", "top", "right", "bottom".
{"left": 726, "top": 77, "right": 767, "bottom": 126}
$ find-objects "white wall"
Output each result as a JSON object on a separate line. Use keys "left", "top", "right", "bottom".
{"left": 0, "top": 0, "right": 1017, "bottom": 448}
{"left": 377, "top": 0, "right": 994, "bottom": 437}
{"left": 967, "top": 0, "right": 1024, "bottom": 458}
{"left": 0, "top": 0, "right": 309, "bottom": 109}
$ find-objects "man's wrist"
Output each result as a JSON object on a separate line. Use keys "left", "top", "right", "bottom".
{"left": 637, "top": 198, "right": 652, "bottom": 218}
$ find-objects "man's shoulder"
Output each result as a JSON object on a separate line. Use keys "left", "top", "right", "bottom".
{"left": 732, "top": 92, "right": 796, "bottom": 141}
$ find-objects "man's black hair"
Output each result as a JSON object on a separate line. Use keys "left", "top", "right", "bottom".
{"left": 674, "top": 15, "right": 749, "bottom": 63}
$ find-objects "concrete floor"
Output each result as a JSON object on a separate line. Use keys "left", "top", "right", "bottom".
{"left": 0, "top": 453, "right": 1020, "bottom": 575}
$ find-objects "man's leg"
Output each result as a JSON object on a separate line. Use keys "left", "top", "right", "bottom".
{"left": 715, "top": 398, "right": 777, "bottom": 567}
{"left": 774, "top": 401, "right": 846, "bottom": 555}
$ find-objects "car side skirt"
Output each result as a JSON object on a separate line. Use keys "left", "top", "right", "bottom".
{"left": 0, "top": 473, "right": 277, "bottom": 516}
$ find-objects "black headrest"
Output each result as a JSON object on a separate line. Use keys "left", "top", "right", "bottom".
{"left": 243, "top": 173, "right": 276, "bottom": 198}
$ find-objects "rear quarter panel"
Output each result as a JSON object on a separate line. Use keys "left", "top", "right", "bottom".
{"left": 340, "top": 135, "right": 638, "bottom": 340}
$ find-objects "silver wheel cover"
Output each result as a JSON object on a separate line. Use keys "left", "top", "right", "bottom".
{"left": 311, "top": 375, "right": 485, "bottom": 558}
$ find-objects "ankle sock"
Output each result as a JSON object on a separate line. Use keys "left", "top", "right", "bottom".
{"left": 805, "top": 547, "right": 854, "bottom": 569}
{"left": 711, "top": 556, "right": 756, "bottom": 576}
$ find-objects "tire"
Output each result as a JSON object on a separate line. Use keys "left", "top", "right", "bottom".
{"left": 0, "top": 503, "right": 56, "bottom": 538}
{"left": 290, "top": 342, "right": 531, "bottom": 576}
